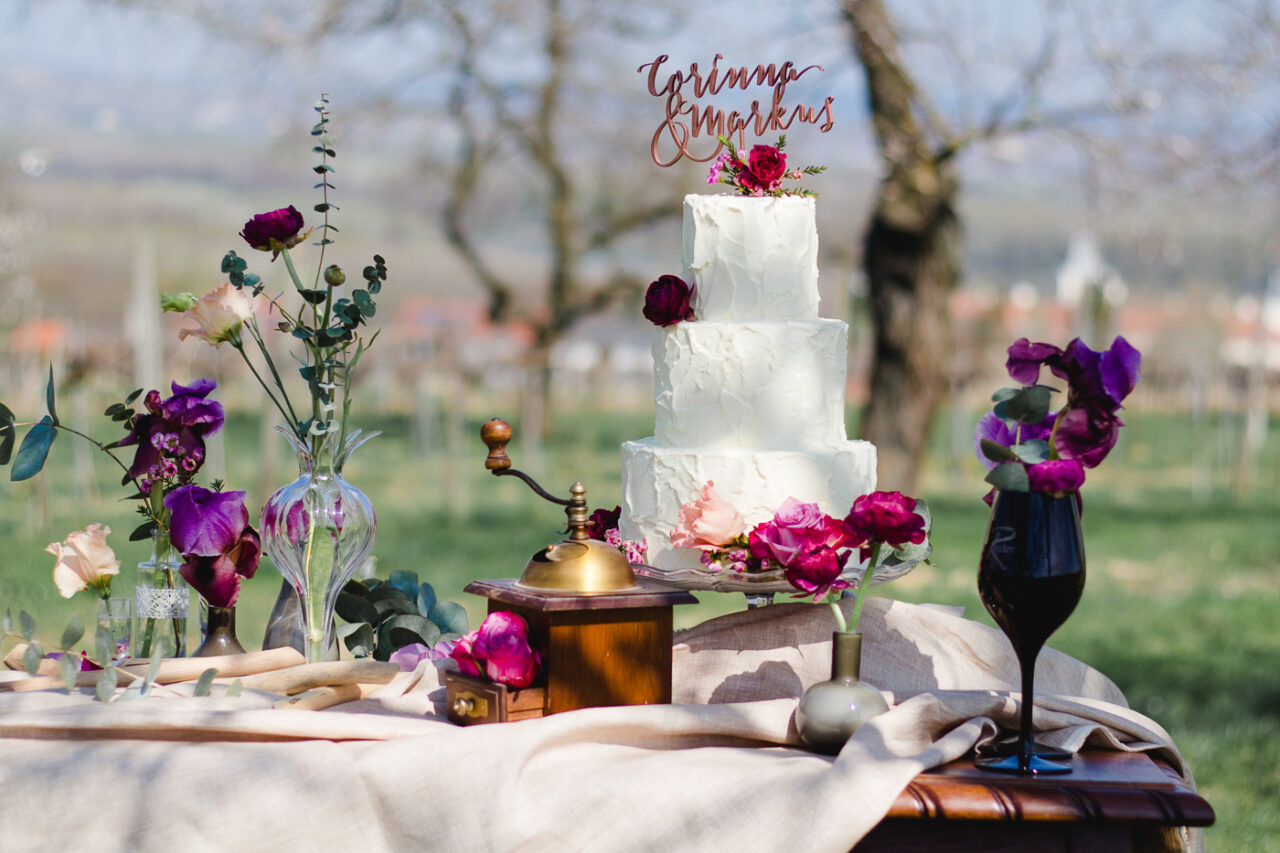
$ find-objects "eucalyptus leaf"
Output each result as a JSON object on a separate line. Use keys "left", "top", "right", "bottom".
{"left": 417, "top": 582, "right": 438, "bottom": 617}
{"left": 119, "top": 681, "right": 144, "bottom": 702}
{"left": 44, "top": 364, "right": 58, "bottom": 425}
{"left": 22, "top": 643, "right": 41, "bottom": 676}
{"left": 0, "top": 402, "right": 15, "bottom": 465}
{"left": 343, "top": 623, "right": 376, "bottom": 658}
{"left": 373, "top": 598, "right": 419, "bottom": 619}
{"left": 95, "top": 668, "right": 119, "bottom": 703}
{"left": 95, "top": 625, "right": 113, "bottom": 664}
{"left": 59, "top": 651, "right": 78, "bottom": 690}
{"left": 60, "top": 613, "right": 85, "bottom": 650}
{"left": 383, "top": 614, "right": 441, "bottom": 651}
{"left": 125, "top": 388, "right": 144, "bottom": 404}
{"left": 225, "top": 679, "right": 243, "bottom": 698}
{"left": 985, "top": 461, "right": 1031, "bottom": 492}
{"left": 193, "top": 668, "right": 218, "bottom": 697}
{"left": 334, "top": 621, "right": 367, "bottom": 639}
{"left": 18, "top": 610, "right": 35, "bottom": 641}
{"left": 991, "top": 387, "right": 1021, "bottom": 403}
{"left": 366, "top": 586, "right": 412, "bottom": 604}
{"left": 1012, "top": 439, "right": 1050, "bottom": 464}
{"left": 427, "top": 601, "right": 469, "bottom": 636}
{"left": 342, "top": 578, "right": 371, "bottom": 598}
{"left": 387, "top": 570, "right": 419, "bottom": 599}
{"left": 979, "top": 439, "right": 1016, "bottom": 464}
{"left": 1003, "top": 385, "right": 1052, "bottom": 425}
{"left": 335, "top": 592, "right": 379, "bottom": 627}
{"left": 11, "top": 416, "right": 56, "bottom": 481}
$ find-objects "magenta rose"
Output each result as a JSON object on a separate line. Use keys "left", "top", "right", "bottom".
{"left": 449, "top": 629, "right": 484, "bottom": 678}
{"left": 642, "top": 275, "right": 695, "bottom": 327}
{"left": 739, "top": 145, "right": 788, "bottom": 192}
{"left": 844, "top": 491, "right": 927, "bottom": 559}
{"left": 747, "top": 498, "right": 850, "bottom": 568}
{"left": 783, "top": 544, "right": 852, "bottom": 601}
{"left": 1027, "top": 459, "right": 1086, "bottom": 495}
{"left": 473, "top": 611, "right": 540, "bottom": 689}
{"left": 240, "top": 205, "right": 308, "bottom": 255}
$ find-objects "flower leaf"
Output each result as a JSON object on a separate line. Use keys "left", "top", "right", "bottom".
{"left": 225, "top": 679, "right": 243, "bottom": 698}
{"left": 0, "top": 402, "right": 16, "bottom": 465}
{"left": 335, "top": 591, "right": 378, "bottom": 627}
{"left": 18, "top": 610, "right": 35, "bottom": 641}
{"left": 95, "top": 668, "right": 118, "bottom": 703}
{"left": 985, "top": 461, "right": 1031, "bottom": 492}
{"left": 1012, "top": 439, "right": 1050, "bottom": 464}
{"left": 22, "top": 642, "right": 42, "bottom": 676}
{"left": 125, "top": 388, "right": 144, "bottom": 404}
{"left": 193, "top": 668, "right": 218, "bottom": 697}
{"left": 129, "top": 521, "right": 156, "bottom": 542}
{"left": 427, "top": 601, "right": 468, "bottom": 636}
{"left": 417, "top": 582, "right": 437, "bottom": 617}
{"left": 44, "top": 364, "right": 58, "bottom": 425}
{"left": 382, "top": 614, "right": 441, "bottom": 652}
{"left": 991, "top": 387, "right": 1021, "bottom": 403}
{"left": 387, "top": 570, "right": 419, "bottom": 599}
{"left": 1001, "top": 385, "right": 1052, "bottom": 425}
{"left": 979, "top": 439, "right": 1016, "bottom": 464}
{"left": 60, "top": 613, "right": 85, "bottom": 650}
{"left": 59, "top": 651, "right": 78, "bottom": 690}
{"left": 10, "top": 416, "right": 56, "bottom": 481}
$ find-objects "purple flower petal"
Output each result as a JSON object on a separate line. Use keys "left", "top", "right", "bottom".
{"left": 1053, "top": 404, "right": 1121, "bottom": 468}
{"left": 165, "top": 485, "right": 249, "bottom": 556}
{"left": 1006, "top": 339, "right": 1062, "bottom": 385}
{"left": 1099, "top": 336, "right": 1141, "bottom": 406}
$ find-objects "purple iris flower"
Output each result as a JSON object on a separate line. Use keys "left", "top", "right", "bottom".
{"left": 165, "top": 484, "right": 260, "bottom": 608}
{"left": 1005, "top": 339, "right": 1063, "bottom": 385}
{"left": 119, "top": 379, "right": 224, "bottom": 486}
{"left": 1052, "top": 402, "right": 1122, "bottom": 468}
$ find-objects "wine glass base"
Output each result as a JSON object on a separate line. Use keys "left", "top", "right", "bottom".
{"left": 975, "top": 752, "right": 1074, "bottom": 775}
{"left": 977, "top": 735, "right": 1072, "bottom": 761}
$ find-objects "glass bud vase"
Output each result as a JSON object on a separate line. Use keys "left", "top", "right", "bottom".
{"left": 96, "top": 598, "right": 132, "bottom": 663}
{"left": 796, "top": 631, "right": 889, "bottom": 755}
{"left": 133, "top": 529, "right": 191, "bottom": 658}
{"left": 261, "top": 426, "right": 377, "bottom": 663}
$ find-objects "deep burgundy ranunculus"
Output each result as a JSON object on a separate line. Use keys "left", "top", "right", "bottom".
{"left": 642, "top": 275, "right": 695, "bottom": 327}
{"left": 738, "top": 145, "right": 788, "bottom": 193}
{"left": 586, "top": 506, "right": 621, "bottom": 540}
{"left": 844, "top": 491, "right": 928, "bottom": 560}
{"left": 1052, "top": 402, "right": 1121, "bottom": 468}
{"left": 783, "top": 544, "right": 852, "bottom": 601}
{"left": 119, "top": 379, "right": 223, "bottom": 486}
{"left": 240, "top": 205, "right": 307, "bottom": 254}
{"left": 165, "top": 485, "right": 260, "bottom": 608}
{"left": 1026, "top": 459, "right": 1086, "bottom": 495}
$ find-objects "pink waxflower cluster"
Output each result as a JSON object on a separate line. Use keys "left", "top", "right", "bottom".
{"left": 670, "top": 484, "right": 929, "bottom": 601}
{"left": 449, "top": 611, "right": 541, "bottom": 689}
{"left": 585, "top": 504, "right": 649, "bottom": 565}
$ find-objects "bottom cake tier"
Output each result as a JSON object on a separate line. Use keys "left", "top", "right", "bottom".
{"left": 620, "top": 437, "right": 878, "bottom": 570}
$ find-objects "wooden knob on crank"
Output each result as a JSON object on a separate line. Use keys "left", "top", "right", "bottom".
{"left": 481, "top": 419, "right": 513, "bottom": 470}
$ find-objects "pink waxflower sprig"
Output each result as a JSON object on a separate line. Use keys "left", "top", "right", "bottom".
{"left": 586, "top": 506, "right": 649, "bottom": 565}
{"left": 706, "top": 135, "right": 825, "bottom": 198}
{"left": 670, "top": 484, "right": 931, "bottom": 632}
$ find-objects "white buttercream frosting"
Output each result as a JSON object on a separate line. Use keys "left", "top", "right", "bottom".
{"left": 620, "top": 438, "right": 878, "bottom": 569}
{"left": 683, "top": 194, "right": 820, "bottom": 321}
{"left": 653, "top": 319, "right": 849, "bottom": 450}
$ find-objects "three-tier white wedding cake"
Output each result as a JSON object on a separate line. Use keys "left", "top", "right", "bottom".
{"left": 620, "top": 193, "right": 877, "bottom": 569}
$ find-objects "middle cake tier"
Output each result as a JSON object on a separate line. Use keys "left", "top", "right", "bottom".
{"left": 653, "top": 318, "right": 851, "bottom": 450}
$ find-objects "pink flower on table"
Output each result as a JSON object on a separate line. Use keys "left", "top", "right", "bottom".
{"left": 474, "top": 611, "right": 540, "bottom": 689}
{"left": 783, "top": 544, "right": 852, "bottom": 602}
{"left": 449, "top": 629, "right": 484, "bottom": 678}
{"left": 671, "top": 481, "right": 745, "bottom": 552}
{"left": 178, "top": 283, "right": 254, "bottom": 348}
{"left": 747, "top": 497, "right": 850, "bottom": 569}
{"left": 843, "top": 491, "right": 928, "bottom": 562}
{"left": 47, "top": 524, "right": 120, "bottom": 599}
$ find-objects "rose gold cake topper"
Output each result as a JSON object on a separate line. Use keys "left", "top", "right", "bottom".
{"left": 637, "top": 53, "right": 835, "bottom": 167}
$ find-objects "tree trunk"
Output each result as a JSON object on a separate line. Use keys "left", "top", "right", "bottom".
{"left": 844, "top": 0, "right": 962, "bottom": 491}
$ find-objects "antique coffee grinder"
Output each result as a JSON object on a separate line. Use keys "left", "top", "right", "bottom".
{"left": 445, "top": 419, "right": 695, "bottom": 725}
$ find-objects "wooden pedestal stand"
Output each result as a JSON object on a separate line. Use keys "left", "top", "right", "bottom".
{"left": 445, "top": 578, "right": 696, "bottom": 725}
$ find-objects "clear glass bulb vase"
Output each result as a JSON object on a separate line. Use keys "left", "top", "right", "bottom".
{"left": 261, "top": 426, "right": 378, "bottom": 663}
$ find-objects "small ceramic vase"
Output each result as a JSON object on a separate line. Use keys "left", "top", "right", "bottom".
{"left": 193, "top": 606, "right": 247, "bottom": 658}
{"left": 796, "top": 631, "right": 889, "bottom": 755}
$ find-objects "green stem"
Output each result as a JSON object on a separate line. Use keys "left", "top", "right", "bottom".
{"left": 280, "top": 246, "right": 306, "bottom": 292}
{"left": 235, "top": 344, "right": 302, "bottom": 440}
{"left": 243, "top": 319, "right": 302, "bottom": 429}
{"left": 846, "top": 541, "right": 882, "bottom": 634}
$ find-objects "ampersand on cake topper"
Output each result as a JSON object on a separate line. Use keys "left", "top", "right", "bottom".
{"left": 636, "top": 53, "right": 835, "bottom": 168}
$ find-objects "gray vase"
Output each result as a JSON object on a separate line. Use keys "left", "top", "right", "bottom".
{"left": 796, "top": 631, "right": 889, "bottom": 755}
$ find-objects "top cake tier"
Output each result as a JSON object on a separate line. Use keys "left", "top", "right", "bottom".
{"left": 682, "top": 194, "right": 820, "bottom": 322}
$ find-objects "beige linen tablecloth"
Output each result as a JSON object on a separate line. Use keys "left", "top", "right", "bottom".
{"left": 0, "top": 599, "right": 1195, "bottom": 852}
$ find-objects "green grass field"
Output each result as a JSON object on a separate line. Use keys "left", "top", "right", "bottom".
{"left": 1, "top": 400, "right": 1277, "bottom": 850}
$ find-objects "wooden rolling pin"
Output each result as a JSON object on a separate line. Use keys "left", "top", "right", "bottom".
{"left": 230, "top": 660, "right": 400, "bottom": 695}
{"left": 272, "top": 682, "right": 386, "bottom": 711}
{"left": 0, "top": 646, "right": 306, "bottom": 693}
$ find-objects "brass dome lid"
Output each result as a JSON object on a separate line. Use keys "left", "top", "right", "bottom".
{"left": 519, "top": 539, "right": 638, "bottom": 593}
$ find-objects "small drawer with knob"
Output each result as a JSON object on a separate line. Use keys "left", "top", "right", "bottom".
{"left": 444, "top": 670, "right": 547, "bottom": 725}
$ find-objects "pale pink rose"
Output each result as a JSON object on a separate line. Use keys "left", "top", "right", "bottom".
{"left": 47, "top": 524, "right": 120, "bottom": 599}
{"left": 670, "top": 481, "right": 745, "bottom": 551}
{"left": 178, "top": 283, "right": 254, "bottom": 348}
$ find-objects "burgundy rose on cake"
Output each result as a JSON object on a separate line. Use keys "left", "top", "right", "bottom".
{"left": 706, "top": 135, "right": 825, "bottom": 198}
{"left": 975, "top": 336, "right": 1141, "bottom": 498}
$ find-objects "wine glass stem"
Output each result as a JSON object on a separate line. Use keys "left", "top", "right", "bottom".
{"left": 1018, "top": 643, "right": 1042, "bottom": 767}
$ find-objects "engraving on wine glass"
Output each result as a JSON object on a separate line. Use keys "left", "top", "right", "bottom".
{"left": 986, "top": 525, "right": 1017, "bottom": 573}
